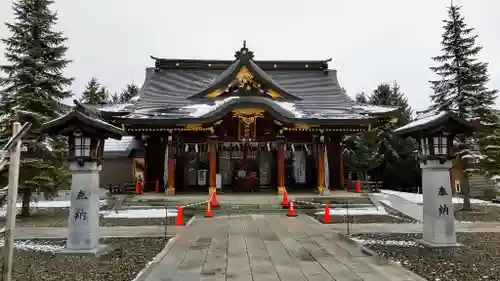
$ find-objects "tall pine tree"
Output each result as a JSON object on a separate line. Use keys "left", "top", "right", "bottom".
{"left": 368, "top": 83, "right": 420, "bottom": 191}
{"left": 119, "top": 83, "right": 139, "bottom": 102}
{"left": 429, "top": 4, "right": 499, "bottom": 209}
{"left": 79, "top": 77, "right": 109, "bottom": 104}
{"left": 0, "top": 0, "right": 73, "bottom": 215}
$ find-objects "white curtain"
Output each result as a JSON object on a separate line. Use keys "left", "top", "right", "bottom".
{"left": 324, "top": 146, "right": 329, "bottom": 190}
{"left": 293, "top": 151, "right": 306, "bottom": 183}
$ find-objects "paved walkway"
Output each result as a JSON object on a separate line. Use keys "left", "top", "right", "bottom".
{"left": 141, "top": 215, "right": 425, "bottom": 281}
{"left": 10, "top": 221, "right": 500, "bottom": 240}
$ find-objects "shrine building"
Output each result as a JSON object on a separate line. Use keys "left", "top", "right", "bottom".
{"left": 66, "top": 42, "right": 399, "bottom": 195}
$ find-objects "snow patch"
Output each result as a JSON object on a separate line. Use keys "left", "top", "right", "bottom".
{"left": 380, "top": 189, "right": 494, "bottom": 205}
{"left": 0, "top": 200, "right": 107, "bottom": 217}
{"left": 315, "top": 206, "right": 388, "bottom": 216}
{"left": 351, "top": 238, "right": 419, "bottom": 247}
{"left": 99, "top": 208, "right": 177, "bottom": 218}
{"left": 0, "top": 239, "right": 64, "bottom": 252}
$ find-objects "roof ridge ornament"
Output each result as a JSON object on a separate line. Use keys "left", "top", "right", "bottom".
{"left": 234, "top": 40, "right": 254, "bottom": 60}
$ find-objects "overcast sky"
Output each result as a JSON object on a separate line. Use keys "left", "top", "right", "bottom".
{"left": 0, "top": 0, "right": 499, "bottom": 112}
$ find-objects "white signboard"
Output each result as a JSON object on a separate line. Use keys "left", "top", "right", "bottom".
{"left": 216, "top": 174, "right": 222, "bottom": 190}
{"left": 197, "top": 169, "right": 208, "bottom": 186}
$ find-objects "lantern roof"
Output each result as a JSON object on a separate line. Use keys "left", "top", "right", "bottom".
{"left": 42, "top": 100, "right": 124, "bottom": 139}
{"left": 393, "top": 111, "right": 476, "bottom": 138}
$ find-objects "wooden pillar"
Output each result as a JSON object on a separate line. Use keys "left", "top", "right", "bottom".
{"left": 166, "top": 136, "right": 176, "bottom": 196}
{"left": 328, "top": 134, "right": 343, "bottom": 190}
{"left": 276, "top": 135, "right": 285, "bottom": 195}
{"left": 339, "top": 140, "right": 344, "bottom": 189}
{"left": 317, "top": 135, "right": 325, "bottom": 194}
{"left": 208, "top": 135, "right": 217, "bottom": 195}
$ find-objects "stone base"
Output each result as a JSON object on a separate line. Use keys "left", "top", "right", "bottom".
{"left": 57, "top": 244, "right": 114, "bottom": 257}
{"left": 415, "top": 239, "right": 462, "bottom": 248}
{"left": 277, "top": 186, "right": 285, "bottom": 195}
{"left": 166, "top": 188, "right": 175, "bottom": 196}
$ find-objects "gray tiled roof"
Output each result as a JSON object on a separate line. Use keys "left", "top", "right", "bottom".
{"left": 120, "top": 65, "right": 383, "bottom": 120}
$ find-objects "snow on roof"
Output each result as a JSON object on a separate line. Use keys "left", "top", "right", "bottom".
{"left": 181, "top": 97, "right": 239, "bottom": 117}
{"left": 351, "top": 105, "right": 397, "bottom": 114}
{"left": 273, "top": 101, "right": 303, "bottom": 118}
{"left": 104, "top": 136, "right": 134, "bottom": 152}
{"left": 89, "top": 103, "right": 133, "bottom": 112}
{"left": 394, "top": 111, "right": 447, "bottom": 133}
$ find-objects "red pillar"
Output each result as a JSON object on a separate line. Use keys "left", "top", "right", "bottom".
{"left": 317, "top": 135, "right": 325, "bottom": 194}
{"left": 277, "top": 136, "right": 285, "bottom": 195}
{"left": 167, "top": 137, "right": 176, "bottom": 196}
{"left": 208, "top": 135, "right": 217, "bottom": 195}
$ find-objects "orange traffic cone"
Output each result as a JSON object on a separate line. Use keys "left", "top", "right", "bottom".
{"left": 355, "top": 180, "right": 361, "bottom": 193}
{"left": 135, "top": 180, "right": 142, "bottom": 195}
{"left": 321, "top": 201, "right": 332, "bottom": 224}
{"left": 281, "top": 189, "right": 289, "bottom": 209}
{"left": 155, "top": 179, "right": 160, "bottom": 193}
{"left": 211, "top": 190, "right": 220, "bottom": 209}
{"left": 176, "top": 204, "right": 184, "bottom": 226}
{"left": 205, "top": 200, "right": 213, "bottom": 218}
{"left": 286, "top": 201, "right": 297, "bottom": 217}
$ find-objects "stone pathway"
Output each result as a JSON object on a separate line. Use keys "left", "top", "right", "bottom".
{"left": 141, "top": 215, "right": 425, "bottom": 281}
{"left": 10, "top": 221, "right": 500, "bottom": 240}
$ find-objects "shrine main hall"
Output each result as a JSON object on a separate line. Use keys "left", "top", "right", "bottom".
{"left": 83, "top": 43, "right": 397, "bottom": 195}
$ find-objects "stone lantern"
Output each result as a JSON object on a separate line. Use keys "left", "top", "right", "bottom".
{"left": 394, "top": 111, "right": 476, "bottom": 247}
{"left": 42, "top": 100, "right": 124, "bottom": 256}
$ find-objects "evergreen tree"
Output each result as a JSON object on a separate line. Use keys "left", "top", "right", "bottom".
{"left": 0, "top": 0, "right": 73, "bottom": 215}
{"left": 110, "top": 93, "right": 121, "bottom": 103}
{"left": 118, "top": 83, "right": 139, "bottom": 102}
{"left": 429, "top": 4, "right": 498, "bottom": 209}
{"left": 355, "top": 92, "right": 368, "bottom": 104}
{"left": 80, "top": 77, "right": 109, "bottom": 104}
{"left": 369, "top": 83, "right": 412, "bottom": 126}
{"left": 368, "top": 83, "right": 420, "bottom": 191}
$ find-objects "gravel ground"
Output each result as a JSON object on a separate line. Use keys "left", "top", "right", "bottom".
{"left": 352, "top": 232, "right": 500, "bottom": 281}
{"left": 454, "top": 203, "right": 500, "bottom": 222}
{"left": 0, "top": 208, "right": 193, "bottom": 227}
{"left": 1, "top": 237, "right": 167, "bottom": 281}
{"left": 311, "top": 214, "right": 417, "bottom": 224}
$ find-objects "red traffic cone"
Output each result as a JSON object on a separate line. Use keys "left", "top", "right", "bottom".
{"left": 211, "top": 190, "right": 220, "bottom": 209}
{"left": 355, "top": 180, "right": 361, "bottom": 193}
{"left": 286, "top": 201, "right": 297, "bottom": 217}
{"left": 281, "top": 189, "right": 289, "bottom": 209}
{"left": 155, "top": 179, "right": 160, "bottom": 193}
{"left": 205, "top": 201, "right": 213, "bottom": 218}
{"left": 321, "top": 201, "right": 332, "bottom": 224}
{"left": 176, "top": 204, "right": 184, "bottom": 226}
{"left": 135, "top": 180, "right": 142, "bottom": 195}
